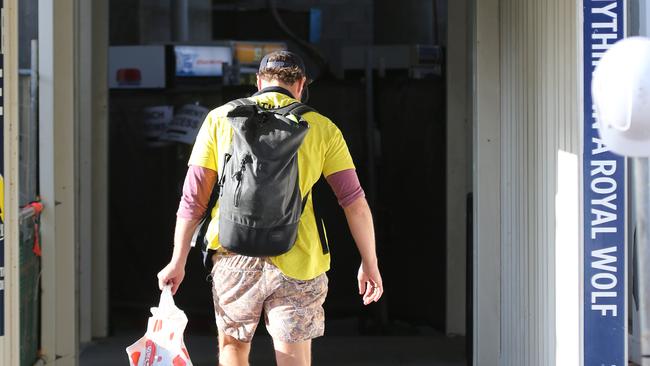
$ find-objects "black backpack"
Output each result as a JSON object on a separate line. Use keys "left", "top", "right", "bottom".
{"left": 193, "top": 98, "right": 317, "bottom": 265}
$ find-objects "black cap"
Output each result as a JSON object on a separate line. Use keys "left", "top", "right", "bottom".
{"left": 258, "top": 50, "right": 307, "bottom": 77}
{"left": 258, "top": 50, "right": 311, "bottom": 102}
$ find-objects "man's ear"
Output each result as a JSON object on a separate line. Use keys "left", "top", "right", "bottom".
{"left": 300, "top": 77, "right": 309, "bottom": 103}
{"left": 256, "top": 75, "right": 263, "bottom": 90}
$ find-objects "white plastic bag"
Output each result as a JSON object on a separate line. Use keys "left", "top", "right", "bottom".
{"left": 126, "top": 286, "right": 193, "bottom": 366}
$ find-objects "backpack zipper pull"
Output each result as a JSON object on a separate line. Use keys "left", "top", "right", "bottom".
{"left": 233, "top": 154, "right": 252, "bottom": 207}
{"left": 217, "top": 153, "right": 232, "bottom": 197}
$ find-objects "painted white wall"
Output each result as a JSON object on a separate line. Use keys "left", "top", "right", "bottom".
{"left": 473, "top": 0, "right": 581, "bottom": 364}
{"left": 39, "top": 0, "right": 79, "bottom": 364}
{"left": 1, "top": 0, "right": 22, "bottom": 364}
{"left": 472, "top": 0, "right": 501, "bottom": 363}
{"left": 498, "top": 0, "right": 580, "bottom": 364}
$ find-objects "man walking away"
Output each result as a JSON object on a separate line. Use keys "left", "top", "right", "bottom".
{"left": 157, "top": 50, "right": 383, "bottom": 366}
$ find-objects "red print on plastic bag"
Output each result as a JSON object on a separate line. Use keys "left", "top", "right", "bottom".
{"left": 126, "top": 286, "right": 193, "bottom": 366}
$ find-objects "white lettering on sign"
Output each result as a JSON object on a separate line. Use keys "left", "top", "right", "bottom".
{"left": 587, "top": 0, "right": 621, "bottom": 318}
{"left": 590, "top": 148, "right": 618, "bottom": 239}
{"left": 590, "top": 246, "right": 618, "bottom": 316}
{"left": 590, "top": 2, "right": 618, "bottom": 66}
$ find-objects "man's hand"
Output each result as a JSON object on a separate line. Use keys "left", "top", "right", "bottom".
{"left": 158, "top": 217, "right": 201, "bottom": 295}
{"left": 157, "top": 260, "right": 186, "bottom": 295}
{"left": 358, "top": 260, "right": 383, "bottom": 305}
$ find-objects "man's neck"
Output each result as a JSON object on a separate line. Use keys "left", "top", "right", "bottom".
{"left": 259, "top": 81, "right": 298, "bottom": 99}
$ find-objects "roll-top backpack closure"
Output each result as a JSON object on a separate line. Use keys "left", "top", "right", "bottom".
{"left": 216, "top": 98, "right": 316, "bottom": 257}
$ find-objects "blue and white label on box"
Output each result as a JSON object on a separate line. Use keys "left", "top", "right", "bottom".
{"left": 174, "top": 46, "right": 233, "bottom": 77}
{"left": 583, "top": 0, "right": 627, "bottom": 365}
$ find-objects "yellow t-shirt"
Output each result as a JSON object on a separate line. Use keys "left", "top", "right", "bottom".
{"left": 188, "top": 90, "right": 355, "bottom": 280}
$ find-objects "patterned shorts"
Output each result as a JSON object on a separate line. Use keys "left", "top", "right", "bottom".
{"left": 210, "top": 252, "right": 328, "bottom": 343}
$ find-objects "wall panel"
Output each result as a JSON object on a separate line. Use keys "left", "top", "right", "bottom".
{"left": 498, "top": 0, "right": 580, "bottom": 364}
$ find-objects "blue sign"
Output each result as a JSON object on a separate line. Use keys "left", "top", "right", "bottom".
{"left": 583, "top": 0, "right": 626, "bottom": 364}
{"left": 174, "top": 46, "right": 232, "bottom": 77}
{"left": 309, "top": 8, "right": 322, "bottom": 44}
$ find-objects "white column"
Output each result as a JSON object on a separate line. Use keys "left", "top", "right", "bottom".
{"left": 472, "top": 0, "right": 501, "bottom": 363}
{"left": 1, "top": 0, "right": 21, "bottom": 364}
{"left": 39, "top": 0, "right": 79, "bottom": 364}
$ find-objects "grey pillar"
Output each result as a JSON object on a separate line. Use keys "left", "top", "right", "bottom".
{"left": 171, "top": 0, "right": 189, "bottom": 42}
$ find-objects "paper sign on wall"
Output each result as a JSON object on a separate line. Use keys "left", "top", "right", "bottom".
{"left": 160, "top": 104, "right": 209, "bottom": 145}
{"left": 143, "top": 106, "right": 174, "bottom": 147}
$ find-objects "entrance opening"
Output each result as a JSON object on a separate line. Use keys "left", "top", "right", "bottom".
{"left": 103, "top": 0, "right": 468, "bottom": 364}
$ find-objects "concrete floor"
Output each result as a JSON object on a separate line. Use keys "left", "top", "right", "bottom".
{"left": 80, "top": 333, "right": 467, "bottom": 366}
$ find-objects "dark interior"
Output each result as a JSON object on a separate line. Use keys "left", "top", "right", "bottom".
{"left": 108, "top": 0, "right": 450, "bottom": 340}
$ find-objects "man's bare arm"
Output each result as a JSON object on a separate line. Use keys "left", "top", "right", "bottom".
{"left": 158, "top": 165, "right": 217, "bottom": 294}
{"left": 343, "top": 197, "right": 383, "bottom": 305}
{"left": 157, "top": 217, "right": 201, "bottom": 294}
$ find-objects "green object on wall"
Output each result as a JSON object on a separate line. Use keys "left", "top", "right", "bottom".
{"left": 19, "top": 215, "right": 40, "bottom": 366}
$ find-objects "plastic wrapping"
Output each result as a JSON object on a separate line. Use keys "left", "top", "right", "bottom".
{"left": 126, "top": 286, "right": 193, "bottom": 366}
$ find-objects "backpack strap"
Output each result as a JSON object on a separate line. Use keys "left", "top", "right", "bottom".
{"left": 193, "top": 177, "right": 220, "bottom": 273}
{"left": 310, "top": 179, "right": 330, "bottom": 255}
{"left": 226, "top": 99, "right": 316, "bottom": 120}
{"left": 226, "top": 98, "right": 257, "bottom": 109}
{"left": 298, "top": 180, "right": 329, "bottom": 255}
{"left": 272, "top": 102, "right": 317, "bottom": 119}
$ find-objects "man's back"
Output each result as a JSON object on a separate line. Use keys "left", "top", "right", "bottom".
{"left": 190, "top": 88, "right": 355, "bottom": 280}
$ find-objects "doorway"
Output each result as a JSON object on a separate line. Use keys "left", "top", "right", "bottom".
{"left": 101, "top": 0, "right": 470, "bottom": 364}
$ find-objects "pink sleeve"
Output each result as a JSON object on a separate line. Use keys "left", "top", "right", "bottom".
{"left": 177, "top": 165, "right": 218, "bottom": 220}
{"left": 325, "top": 169, "right": 365, "bottom": 208}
